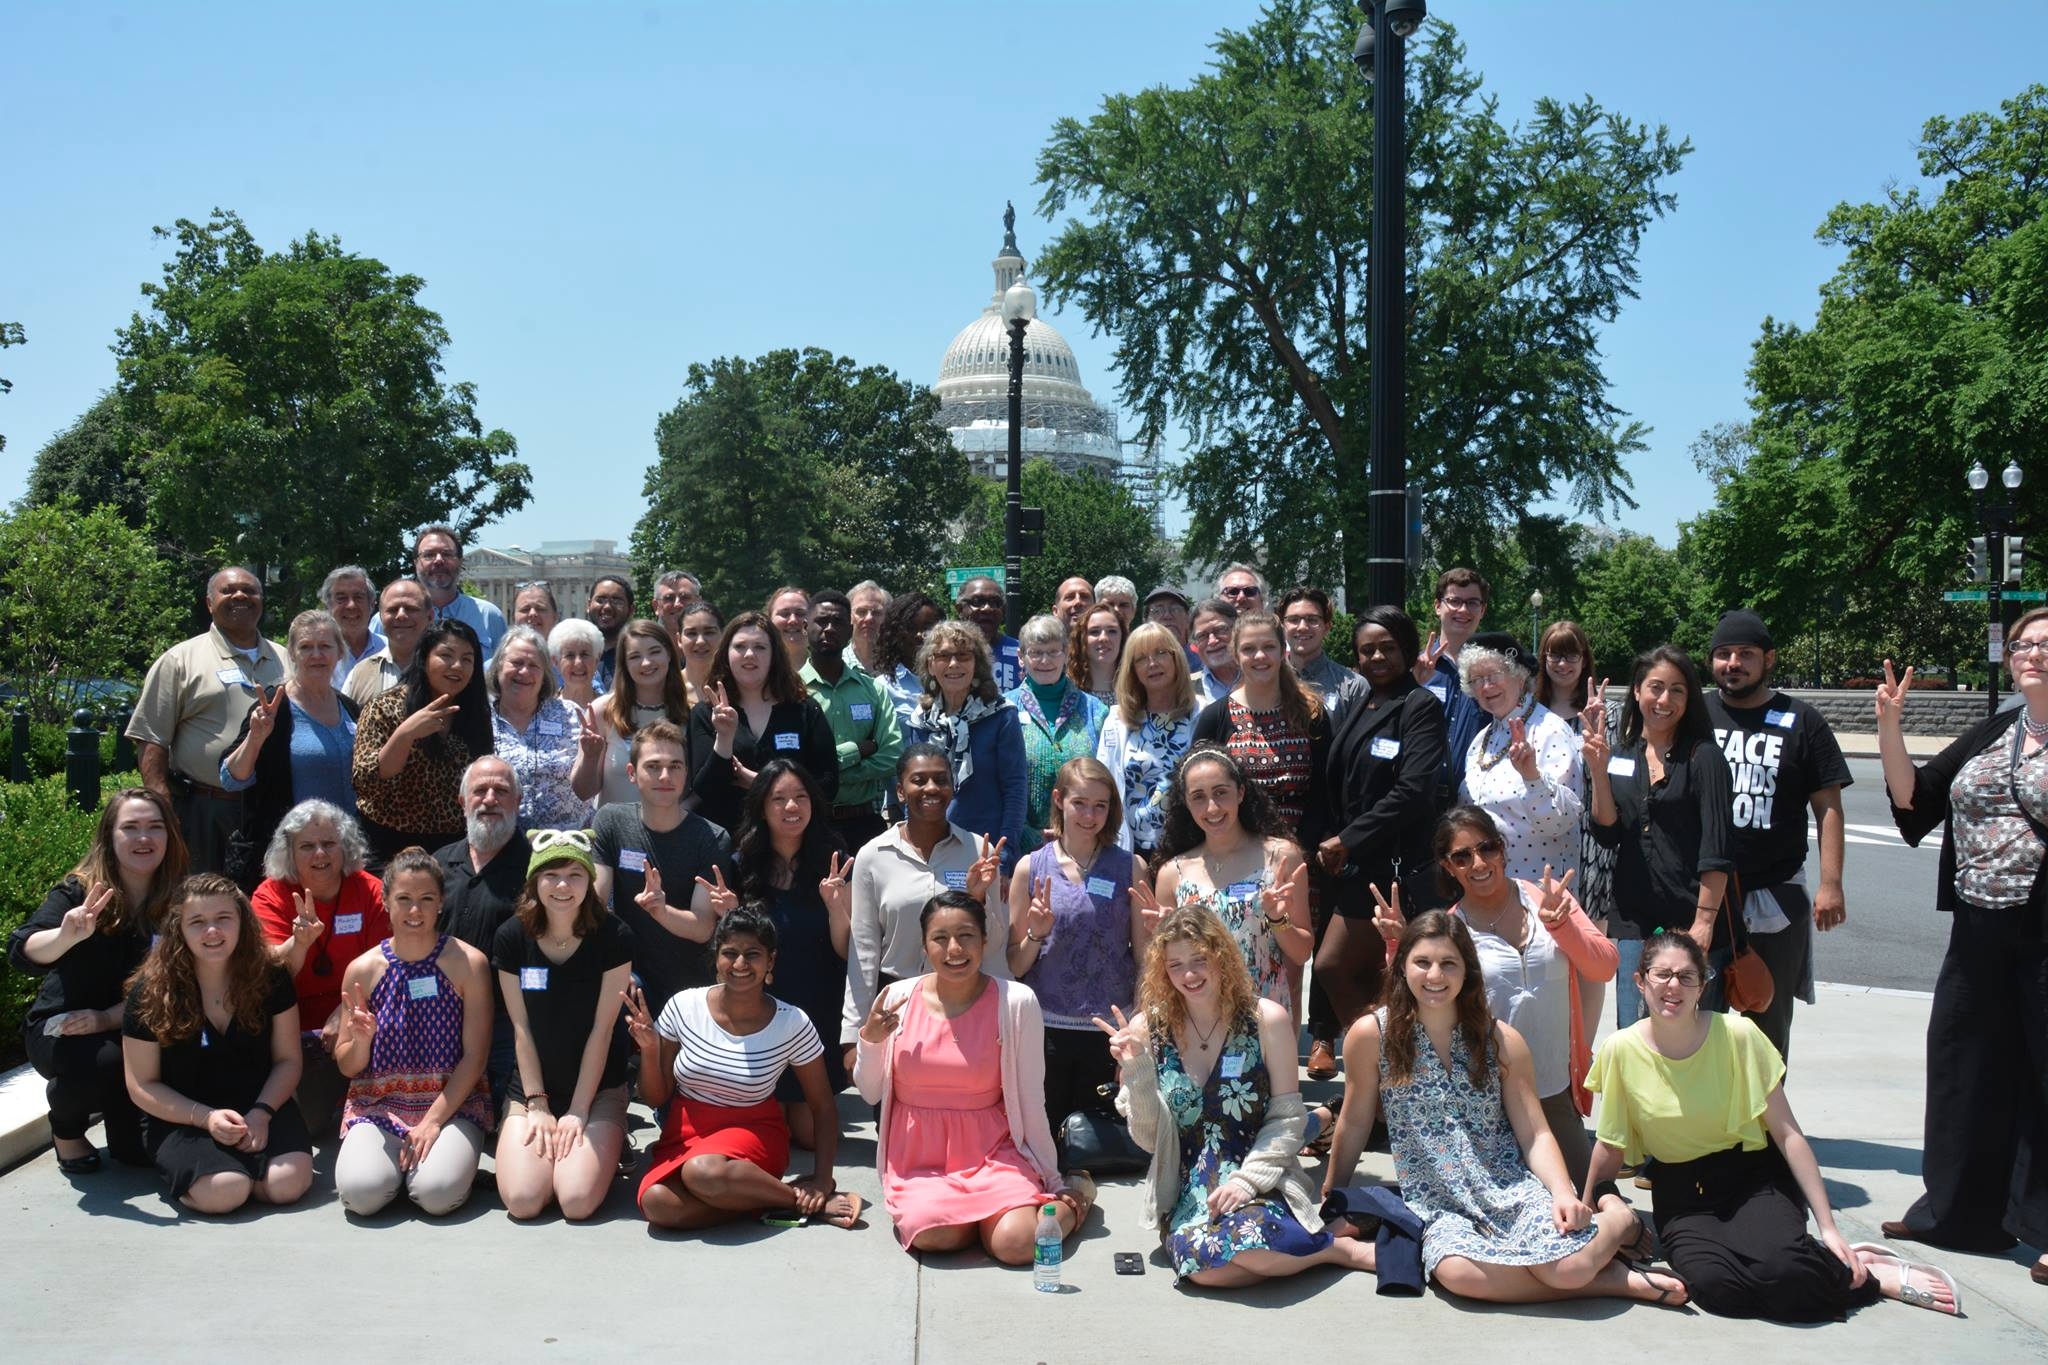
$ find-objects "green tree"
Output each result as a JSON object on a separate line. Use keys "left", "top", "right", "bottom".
{"left": 952, "top": 459, "right": 1175, "bottom": 612}
{"left": 1565, "top": 530, "right": 1711, "bottom": 676}
{"left": 114, "top": 210, "right": 530, "bottom": 604}
{"left": 24, "top": 391, "right": 152, "bottom": 527}
{"left": 0, "top": 500, "right": 186, "bottom": 722}
{"left": 1032, "top": 1, "right": 1687, "bottom": 599}
{"left": 633, "top": 349, "right": 973, "bottom": 610}
{"left": 1688, "top": 85, "right": 2048, "bottom": 683}
{"left": 0, "top": 319, "right": 22, "bottom": 454}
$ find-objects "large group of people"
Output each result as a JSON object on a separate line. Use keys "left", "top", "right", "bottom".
{"left": 3, "top": 532, "right": 2000, "bottom": 1323}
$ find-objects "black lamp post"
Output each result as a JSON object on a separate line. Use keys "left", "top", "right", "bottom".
{"left": 1968, "top": 458, "right": 2025, "bottom": 716}
{"left": 1355, "top": 0, "right": 1427, "bottom": 610}
{"left": 1001, "top": 276, "right": 1037, "bottom": 637}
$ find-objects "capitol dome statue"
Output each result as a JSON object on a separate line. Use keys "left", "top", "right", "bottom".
{"left": 933, "top": 206, "right": 1126, "bottom": 483}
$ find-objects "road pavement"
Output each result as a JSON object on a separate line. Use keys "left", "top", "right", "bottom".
{"left": 1808, "top": 758, "right": 1949, "bottom": 993}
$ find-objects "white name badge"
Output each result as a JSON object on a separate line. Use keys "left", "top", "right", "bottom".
{"left": 1426, "top": 682, "right": 1448, "bottom": 702}
{"left": 1225, "top": 880, "right": 1260, "bottom": 899}
{"left": 849, "top": 702, "right": 874, "bottom": 721}
{"left": 617, "top": 848, "right": 649, "bottom": 873}
{"left": 333, "top": 913, "right": 364, "bottom": 935}
{"left": 407, "top": 976, "right": 439, "bottom": 1001}
{"left": 520, "top": 966, "right": 549, "bottom": 991}
{"left": 774, "top": 732, "right": 801, "bottom": 751}
{"left": 1607, "top": 756, "right": 1637, "bottom": 778}
{"left": 1765, "top": 709, "right": 1795, "bottom": 730}
{"left": 1370, "top": 736, "right": 1402, "bottom": 760}
{"left": 215, "top": 667, "right": 250, "bottom": 687}
{"left": 942, "top": 870, "right": 970, "bottom": 891}
{"left": 535, "top": 720, "right": 565, "bottom": 737}
{"left": 1086, "top": 876, "right": 1116, "bottom": 900}
{"left": 1219, "top": 1053, "right": 1245, "bottom": 1079}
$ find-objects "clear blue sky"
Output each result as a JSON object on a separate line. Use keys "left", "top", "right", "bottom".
{"left": 5, "top": 1, "right": 2045, "bottom": 558}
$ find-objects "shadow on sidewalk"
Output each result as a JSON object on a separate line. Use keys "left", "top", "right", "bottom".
{"left": 1809, "top": 1137, "right": 1924, "bottom": 1178}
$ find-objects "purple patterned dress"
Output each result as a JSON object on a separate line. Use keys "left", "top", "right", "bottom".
{"left": 341, "top": 936, "right": 490, "bottom": 1137}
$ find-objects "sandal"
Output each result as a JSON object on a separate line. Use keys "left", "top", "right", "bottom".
{"left": 56, "top": 1148, "right": 102, "bottom": 1175}
{"left": 1616, "top": 1216, "right": 1657, "bottom": 1267}
{"left": 1893, "top": 1261, "right": 1962, "bottom": 1316}
{"left": 1849, "top": 1242, "right": 1904, "bottom": 1266}
{"left": 1060, "top": 1171, "right": 1098, "bottom": 1226}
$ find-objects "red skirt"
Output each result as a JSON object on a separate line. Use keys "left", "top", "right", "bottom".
{"left": 637, "top": 1095, "right": 790, "bottom": 1208}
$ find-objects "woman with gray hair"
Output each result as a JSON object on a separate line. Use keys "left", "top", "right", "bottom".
{"left": 1007, "top": 613, "right": 1108, "bottom": 851}
{"left": 489, "top": 624, "right": 604, "bottom": 830}
{"left": 1456, "top": 631, "right": 1584, "bottom": 885}
{"left": 220, "top": 609, "right": 363, "bottom": 890}
{"left": 249, "top": 798, "right": 389, "bottom": 1136}
{"left": 547, "top": 617, "right": 605, "bottom": 708}
{"left": 909, "top": 620, "right": 1027, "bottom": 876}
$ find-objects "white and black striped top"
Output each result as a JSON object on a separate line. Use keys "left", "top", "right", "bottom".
{"left": 656, "top": 988, "right": 824, "bottom": 1107}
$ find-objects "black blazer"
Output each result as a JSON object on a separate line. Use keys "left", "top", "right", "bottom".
{"left": 1322, "top": 674, "right": 1447, "bottom": 915}
{"left": 1891, "top": 707, "right": 2048, "bottom": 930}
{"left": 225, "top": 688, "right": 362, "bottom": 890}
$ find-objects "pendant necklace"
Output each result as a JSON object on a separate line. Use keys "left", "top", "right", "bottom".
{"left": 1187, "top": 1012, "right": 1222, "bottom": 1053}
{"left": 1475, "top": 695, "right": 1537, "bottom": 771}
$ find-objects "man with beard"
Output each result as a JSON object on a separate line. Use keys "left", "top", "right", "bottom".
{"left": 127, "top": 566, "right": 287, "bottom": 873}
{"left": 318, "top": 565, "right": 382, "bottom": 679}
{"left": 586, "top": 575, "right": 635, "bottom": 692}
{"left": 433, "top": 756, "right": 533, "bottom": 1112}
{"left": 344, "top": 579, "right": 431, "bottom": 706}
{"left": 802, "top": 589, "right": 902, "bottom": 851}
{"left": 1704, "top": 608, "right": 1851, "bottom": 1063}
{"left": 413, "top": 524, "right": 507, "bottom": 657}
{"left": 953, "top": 574, "right": 1020, "bottom": 691}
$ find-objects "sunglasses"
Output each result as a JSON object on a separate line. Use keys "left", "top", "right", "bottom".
{"left": 1444, "top": 839, "right": 1504, "bottom": 868}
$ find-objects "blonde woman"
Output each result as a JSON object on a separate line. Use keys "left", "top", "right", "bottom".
{"left": 1093, "top": 622, "right": 1199, "bottom": 855}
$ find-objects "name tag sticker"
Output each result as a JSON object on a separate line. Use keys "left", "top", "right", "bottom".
{"left": 1426, "top": 682, "right": 1448, "bottom": 702}
{"left": 332, "top": 913, "right": 364, "bottom": 935}
{"left": 407, "top": 976, "right": 439, "bottom": 1000}
{"left": 520, "top": 966, "right": 549, "bottom": 991}
{"left": 849, "top": 702, "right": 874, "bottom": 721}
{"left": 774, "top": 732, "right": 801, "bottom": 751}
{"left": 1766, "top": 710, "right": 1795, "bottom": 730}
{"left": 535, "top": 720, "right": 565, "bottom": 737}
{"left": 618, "top": 848, "right": 648, "bottom": 873}
{"left": 1086, "top": 876, "right": 1116, "bottom": 900}
{"left": 1370, "top": 736, "right": 1402, "bottom": 760}
{"left": 1220, "top": 1054, "right": 1245, "bottom": 1079}
{"left": 1607, "top": 756, "right": 1637, "bottom": 778}
{"left": 1225, "top": 880, "right": 1260, "bottom": 899}
{"left": 215, "top": 667, "right": 250, "bottom": 687}
{"left": 942, "top": 870, "right": 970, "bottom": 891}
{"left": 200, "top": 1029, "right": 210, "bottom": 1049}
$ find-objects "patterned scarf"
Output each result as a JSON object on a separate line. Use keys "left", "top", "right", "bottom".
{"left": 917, "top": 693, "right": 1010, "bottom": 789}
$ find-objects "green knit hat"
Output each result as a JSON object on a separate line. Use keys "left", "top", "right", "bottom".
{"left": 527, "top": 828, "right": 596, "bottom": 880}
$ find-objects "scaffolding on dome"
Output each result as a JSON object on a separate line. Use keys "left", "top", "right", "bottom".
{"left": 1121, "top": 431, "right": 1168, "bottom": 538}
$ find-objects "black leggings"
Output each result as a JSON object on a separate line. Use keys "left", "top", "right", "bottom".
{"left": 26, "top": 1026, "right": 142, "bottom": 1152}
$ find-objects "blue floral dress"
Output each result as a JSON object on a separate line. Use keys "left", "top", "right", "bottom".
{"left": 1160, "top": 1021, "right": 1330, "bottom": 1277}
{"left": 1170, "top": 865, "right": 1290, "bottom": 1011}
{"left": 1374, "top": 1008, "right": 1595, "bottom": 1276}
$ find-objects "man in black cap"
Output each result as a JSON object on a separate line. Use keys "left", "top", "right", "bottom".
{"left": 1704, "top": 608, "right": 1851, "bottom": 1064}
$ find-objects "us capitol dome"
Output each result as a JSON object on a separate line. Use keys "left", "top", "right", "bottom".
{"left": 934, "top": 206, "right": 1153, "bottom": 504}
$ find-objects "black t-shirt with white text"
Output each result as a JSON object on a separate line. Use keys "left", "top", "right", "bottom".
{"left": 1705, "top": 691, "right": 1853, "bottom": 889}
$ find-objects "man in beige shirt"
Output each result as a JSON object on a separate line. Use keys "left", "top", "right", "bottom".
{"left": 126, "top": 566, "right": 286, "bottom": 872}
{"left": 344, "top": 578, "right": 429, "bottom": 706}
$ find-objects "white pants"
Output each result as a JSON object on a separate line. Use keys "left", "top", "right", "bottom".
{"left": 334, "top": 1118, "right": 484, "bottom": 1216}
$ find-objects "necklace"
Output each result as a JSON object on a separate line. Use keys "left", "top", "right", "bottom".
{"left": 1185, "top": 1011, "right": 1223, "bottom": 1053}
{"left": 1475, "top": 695, "right": 1537, "bottom": 770}
{"left": 2026, "top": 713, "right": 2048, "bottom": 742}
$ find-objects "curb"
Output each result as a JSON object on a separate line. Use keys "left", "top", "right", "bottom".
{"left": 0, "top": 1064, "right": 52, "bottom": 1172}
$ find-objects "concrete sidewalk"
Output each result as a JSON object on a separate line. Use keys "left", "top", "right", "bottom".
{"left": 0, "top": 985, "right": 2040, "bottom": 1363}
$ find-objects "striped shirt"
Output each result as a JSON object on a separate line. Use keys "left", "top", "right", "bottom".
{"left": 656, "top": 988, "right": 823, "bottom": 1107}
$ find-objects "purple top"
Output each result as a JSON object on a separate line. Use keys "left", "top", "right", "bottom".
{"left": 341, "top": 935, "right": 490, "bottom": 1138}
{"left": 1020, "top": 842, "right": 1138, "bottom": 1029}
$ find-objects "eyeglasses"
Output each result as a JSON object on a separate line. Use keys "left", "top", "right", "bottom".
{"left": 1219, "top": 585, "right": 1262, "bottom": 598}
{"left": 959, "top": 595, "right": 1003, "bottom": 609}
{"left": 1281, "top": 615, "right": 1326, "bottom": 629}
{"left": 1439, "top": 595, "right": 1485, "bottom": 611}
{"left": 1444, "top": 839, "right": 1504, "bottom": 868}
{"left": 1133, "top": 649, "right": 1179, "bottom": 666}
{"left": 1543, "top": 652, "right": 1580, "bottom": 665}
{"left": 2011, "top": 640, "right": 2048, "bottom": 658}
{"left": 1021, "top": 648, "right": 1063, "bottom": 664}
{"left": 1465, "top": 671, "right": 1507, "bottom": 688}
{"left": 515, "top": 579, "right": 549, "bottom": 589}
{"left": 929, "top": 650, "right": 975, "bottom": 666}
{"left": 1644, "top": 969, "right": 1704, "bottom": 989}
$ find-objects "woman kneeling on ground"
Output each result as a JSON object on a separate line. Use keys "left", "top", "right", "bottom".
{"left": 1586, "top": 930, "right": 1960, "bottom": 1320}
{"left": 857, "top": 889, "right": 1092, "bottom": 1262}
{"left": 1098, "top": 905, "right": 1374, "bottom": 1287}
{"left": 121, "top": 873, "right": 314, "bottom": 1214}
{"left": 331, "top": 848, "right": 494, "bottom": 1217}
{"left": 626, "top": 907, "right": 861, "bottom": 1229}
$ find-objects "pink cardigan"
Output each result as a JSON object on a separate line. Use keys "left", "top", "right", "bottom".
{"left": 852, "top": 974, "right": 1066, "bottom": 1193}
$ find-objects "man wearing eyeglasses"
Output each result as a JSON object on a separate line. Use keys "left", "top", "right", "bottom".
{"left": 1703, "top": 609, "right": 1851, "bottom": 1064}
{"left": 1280, "top": 585, "right": 1367, "bottom": 725}
{"left": 1414, "top": 567, "right": 1491, "bottom": 797}
{"left": 586, "top": 575, "right": 635, "bottom": 693}
{"left": 413, "top": 524, "right": 507, "bottom": 658}
{"left": 954, "top": 574, "right": 1020, "bottom": 691}
{"left": 654, "top": 570, "right": 700, "bottom": 645}
{"left": 1216, "top": 562, "right": 1268, "bottom": 614}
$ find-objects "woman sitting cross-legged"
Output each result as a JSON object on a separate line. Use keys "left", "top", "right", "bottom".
{"left": 1586, "top": 930, "right": 1959, "bottom": 1320}
{"left": 855, "top": 889, "right": 1092, "bottom": 1262}
{"left": 121, "top": 873, "right": 314, "bottom": 1215}
{"left": 330, "top": 848, "right": 494, "bottom": 1217}
{"left": 1321, "top": 910, "right": 1686, "bottom": 1307}
{"left": 1098, "top": 905, "right": 1374, "bottom": 1287}
{"left": 626, "top": 907, "right": 862, "bottom": 1230}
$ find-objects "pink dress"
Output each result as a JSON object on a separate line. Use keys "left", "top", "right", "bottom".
{"left": 883, "top": 986, "right": 1049, "bottom": 1246}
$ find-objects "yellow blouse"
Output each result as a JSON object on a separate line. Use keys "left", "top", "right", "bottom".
{"left": 1585, "top": 1012, "right": 1785, "bottom": 1167}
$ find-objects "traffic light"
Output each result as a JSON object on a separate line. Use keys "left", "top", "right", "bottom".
{"left": 1968, "top": 536, "right": 1989, "bottom": 582}
{"left": 1018, "top": 505, "right": 1046, "bottom": 558}
{"left": 2006, "top": 536, "right": 2026, "bottom": 584}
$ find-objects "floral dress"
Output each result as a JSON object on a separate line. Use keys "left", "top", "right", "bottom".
{"left": 1160, "top": 1021, "right": 1330, "bottom": 1277}
{"left": 1171, "top": 864, "right": 1290, "bottom": 1011}
{"left": 1101, "top": 710, "right": 1197, "bottom": 853}
{"left": 1374, "top": 1008, "right": 1594, "bottom": 1276}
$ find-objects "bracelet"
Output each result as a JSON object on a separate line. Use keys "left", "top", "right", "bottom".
{"left": 1023, "top": 929, "right": 1042, "bottom": 943}
{"left": 249, "top": 1100, "right": 276, "bottom": 1118}
{"left": 1265, "top": 914, "right": 1292, "bottom": 928}
{"left": 526, "top": 1091, "right": 550, "bottom": 1109}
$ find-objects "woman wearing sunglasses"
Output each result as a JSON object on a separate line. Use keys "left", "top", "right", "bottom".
{"left": 249, "top": 799, "right": 389, "bottom": 1139}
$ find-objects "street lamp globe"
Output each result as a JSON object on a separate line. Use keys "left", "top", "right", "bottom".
{"left": 1968, "top": 460, "right": 1990, "bottom": 492}
{"left": 2004, "top": 461, "right": 2024, "bottom": 491}
{"left": 1002, "top": 278, "right": 1037, "bottom": 324}
{"left": 1529, "top": 589, "right": 1544, "bottom": 610}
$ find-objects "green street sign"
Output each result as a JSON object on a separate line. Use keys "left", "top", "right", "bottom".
{"left": 945, "top": 566, "right": 1004, "bottom": 594}
{"left": 1944, "top": 589, "right": 2046, "bottom": 601}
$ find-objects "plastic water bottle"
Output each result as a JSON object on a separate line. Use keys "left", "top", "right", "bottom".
{"left": 1033, "top": 1202, "right": 1063, "bottom": 1291}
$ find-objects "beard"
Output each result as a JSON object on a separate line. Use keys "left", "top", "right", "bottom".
{"left": 467, "top": 808, "right": 515, "bottom": 856}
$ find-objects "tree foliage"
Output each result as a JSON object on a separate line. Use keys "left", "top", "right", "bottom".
{"left": 24, "top": 391, "right": 152, "bottom": 528}
{"left": 1687, "top": 85, "right": 2048, "bottom": 684}
{"left": 951, "top": 459, "right": 1174, "bottom": 612}
{"left": 633, "top": 349, "right": 973, "bottom": 612}
{"left": 1032, "top": 1, "right": 1687, "bottom": 599}
{"left": 0, "top": 500, "right": 186, "bottom": 723}
{"left": 0, "top": 319, "right": 22, "bottom": 454}
{"left": 114, "top": 210, "right": 530, "bottom": 605}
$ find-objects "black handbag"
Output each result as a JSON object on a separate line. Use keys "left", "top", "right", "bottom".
{"left": 1056, "top": 1106, "right": 1149, "bottom": 1175}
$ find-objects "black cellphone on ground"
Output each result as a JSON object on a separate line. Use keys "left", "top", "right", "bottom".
{"left": 1113, "top": 1252, "right": 1145, "bottom": 1275}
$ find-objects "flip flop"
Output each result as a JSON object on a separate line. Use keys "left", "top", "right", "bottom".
{"left": 1894, "top": 1261, "right": 1962, "bottom": 1316}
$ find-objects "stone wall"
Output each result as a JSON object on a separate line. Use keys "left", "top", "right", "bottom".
{"left": 1594, "top": 686, "right": 1991, "bottom": 737}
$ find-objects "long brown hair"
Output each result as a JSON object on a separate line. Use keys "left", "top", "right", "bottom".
{"left": 1067, "top": 604, "right": 1125, "bottom": 693}
{"left": 514, "top": 855, "right": 607, "bottom": 940}
{"left": 128, "top": 874, "right": 277, "bottom": 1044}
{"left": 69, "top": 787, "right": 188, "bottom": 937}
{"left": 1138, "top": 906, "right": 1259, "bottom": 1050}
{"left": 1533, "top": 620, "right": 1593, "bottom": 711}
{"left": 603, "top": 618, "right": 689, "bottom": 737}
{"left": 1231, "top": 609, "right": 1322, "bottom": 732}
{"left": 709, "top": 610, "right": 810, "bottom": 705}
{"left": 1380, "top": 910, "right": 1495, "bottom": 1090}
{"left": 1049, "top": 756, "right": 1123, "bottom": 854}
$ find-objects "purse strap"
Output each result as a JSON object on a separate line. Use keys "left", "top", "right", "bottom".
{"left": 1717, "top": 866, "right": 1753, "bottom": 956}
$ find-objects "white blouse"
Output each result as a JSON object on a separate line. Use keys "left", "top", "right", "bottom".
{"left": 1459, "top": 698, "right": 1583, "bottom": 884}
{"left": 1456, "top": 886, "right": 1572, "bottom": 1097}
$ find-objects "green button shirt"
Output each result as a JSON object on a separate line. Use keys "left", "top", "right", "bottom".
{"left": 799, "top": 658, "right": 903, "bottom": 809}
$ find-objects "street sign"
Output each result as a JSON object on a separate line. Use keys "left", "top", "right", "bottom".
{"left": 1944, "top": 590, "right": 2047, "bottom": 602}
{"left": 1991, "top": 621, "right": 2005, "bottom": 664}
{"left": 944, "top": 566, "right": 1004, "bottom": 595}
